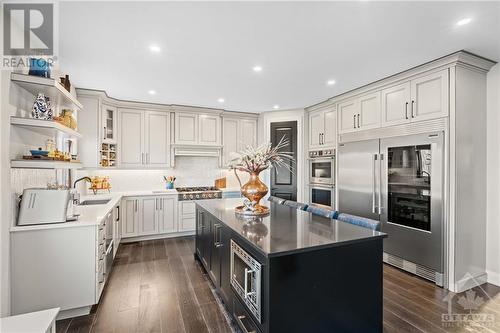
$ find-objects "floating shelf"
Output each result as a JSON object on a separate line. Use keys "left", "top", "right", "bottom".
{"left": 10, "top": 73, "right": 83, "bottom": 111}
{"left": 11, "top": 160, "right": 82, "bottom": 169}
{"left": 10, "top": 116, "right": 82, "bottom": 139}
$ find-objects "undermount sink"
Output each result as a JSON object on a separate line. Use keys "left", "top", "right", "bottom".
{"left": 78, "top": 199, "right": 111, "bottom": 206}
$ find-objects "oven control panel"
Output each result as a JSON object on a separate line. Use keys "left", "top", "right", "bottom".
{"left": 309, "top": 149, "right": 335, "bottom": 158}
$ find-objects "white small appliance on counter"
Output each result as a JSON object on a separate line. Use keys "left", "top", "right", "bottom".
{"left": 17, "top": 188, "right": 71, "bottom": 226}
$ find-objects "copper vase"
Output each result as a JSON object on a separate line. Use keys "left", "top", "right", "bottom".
{"left": 242, "top": 171, "right": 268, "bottom": 205}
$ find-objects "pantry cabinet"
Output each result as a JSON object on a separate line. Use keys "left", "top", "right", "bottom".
{"left": 118, "top": 109, "right": 170, "bottom": 168}
{"left": 309, "top": 109, "right": 336, "bottom": 149}
{"left": 175, "top": 112, "right": 221, "bottom": 146}
{"left": 121, "top": 195, "right": 178, "bottom": 238}
{"left": 222, "top": 117, "right": 257, "bottom": 165}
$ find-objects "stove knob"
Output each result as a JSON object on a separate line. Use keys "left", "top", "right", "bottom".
{"left": 189, "top": 194, "right": 194, "bottom": 200}
{"left": 196, "top": 194, "right": 200, "bottom": 199}
{"left": 183, "top": 194, "right": 187, "bottom": 200}
{"left": 201, "top": 193, "right": 206, "bottom": 199}
{"left": 207, "top": 193, "right": 212, "bottom": 199}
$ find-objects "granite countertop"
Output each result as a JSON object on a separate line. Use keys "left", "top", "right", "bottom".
{"left": 10, "top": 190, "right": 178, "bottom": 232}
{"left": 196, "top": 198, "right": 387, "bottom": 257}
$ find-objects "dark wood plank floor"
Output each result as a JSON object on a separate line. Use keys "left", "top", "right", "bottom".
{"left": 56, "top": 237, "right": 500, "bottom": 333}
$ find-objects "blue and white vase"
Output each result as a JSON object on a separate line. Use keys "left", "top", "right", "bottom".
{"left": 32, "top": 93, "right": 53, "bottom": 120}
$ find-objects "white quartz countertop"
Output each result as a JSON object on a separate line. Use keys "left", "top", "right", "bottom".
{"left": 10, "top": 190, "right": 178, "bottom": 232}
{"left": 0, "top": 308, "right": 59, "bottom": 333}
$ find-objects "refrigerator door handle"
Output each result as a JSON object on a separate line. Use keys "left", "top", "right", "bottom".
{"left": 378, "top": 153, "right": 384, "bottom": 214}
{"left": 372, "top": 154, "right": 378, "bottom": 214}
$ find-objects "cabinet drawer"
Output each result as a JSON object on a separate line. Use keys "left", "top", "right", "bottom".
{"left": 233, "top": 296, "right": 262, "bottom": 333}
{"left": 181, "top": 201, "right": 196, "bottom": 215}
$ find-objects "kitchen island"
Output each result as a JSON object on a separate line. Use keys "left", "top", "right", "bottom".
{"left": 195, "top": 198, "right": 387, "bottom": 333}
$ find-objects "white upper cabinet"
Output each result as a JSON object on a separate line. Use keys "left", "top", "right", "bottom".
{"left": 223, "top": 118, "right": 239, "bottom": 165}
{"left": 175, "top": 112, "right": 221, "bottom": 146}
{"left": 410, "top": 69, "right": 449, "bottom": 121}
{"left": 339, "top": 69, "right": 449, "bottom": 134}
{"left": 338, "top": 99, "right": 359, "bottom": 134}
{"left": 308, "top": 108, "right": 336, "bottom": 149}
{"left": 239, "top": 119, "right": 257, "bottom": 149}
{"left": 223, "top": 117, "right": 257, "bottom": 166}
{"left": 323, "top": 110, "right": 336, "bottom": 146}
{"left": 381, "top": 82, "right": 411, "bottom": 126}
{"left": 144, "top": 111, "right": 170, "bottom": 168}
{"left": 119, "top": 109, "right": 144, "bottom": 168}
{"left": 358, "top": 92, "right": 381, "bottom": 130}
{"left": 199, "top": 115, "right": 221, "bottom": 145}
{"left": 309, "top": 112, "right": 323, "bottom": 149}
{"left": 119, "top": 109, "right": 170, "bottom": 168}
{"left": 101, "top": 104, "right": 117, "bottom": 143}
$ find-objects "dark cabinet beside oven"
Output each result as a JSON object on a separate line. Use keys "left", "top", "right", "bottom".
{"left": 195, "top": 207, "right": 232, "bottom": 305}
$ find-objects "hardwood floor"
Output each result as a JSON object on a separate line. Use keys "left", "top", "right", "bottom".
{"left": 56, "top": 237, "right": 500, "bottom": 333}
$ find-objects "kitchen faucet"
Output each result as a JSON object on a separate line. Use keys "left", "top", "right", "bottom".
{"left": 73, "top": 177, "right": 92, "bottom": 205}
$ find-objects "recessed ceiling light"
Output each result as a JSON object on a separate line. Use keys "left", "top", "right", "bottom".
{"left": 326, "top": 79, "right": 336, "bottom": 86}
{"left": 148, "top": 90, "right": 156, "bottom": 95}
{"left": 253, "top": 65, "right": 263, "bottom": 72}
{"left": 456, "top": 18, "right": 472, "bottom": 26}
{"left": 218, "top": 98, "right": 225, "bottom": 103}
{"left": 273, "top": 105, "right": 280, "bottom": 109}
{"left": 149, "top": 44, "right": 161, "bottom": 53}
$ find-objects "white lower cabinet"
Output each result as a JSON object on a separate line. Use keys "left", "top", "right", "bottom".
{"left": 121, "top": 195, "right": 179, "bottom": 238}
{"left": 179, "top": 201, "right": 196, "bottom": 232}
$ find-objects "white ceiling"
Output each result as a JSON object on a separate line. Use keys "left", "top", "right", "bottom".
{"left": 59, "top": 1, "right": 500, "bottom": 113}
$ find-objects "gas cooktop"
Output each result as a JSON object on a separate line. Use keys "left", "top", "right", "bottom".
{"left": 176, "top": 186, "right": 222, "bottom": 200}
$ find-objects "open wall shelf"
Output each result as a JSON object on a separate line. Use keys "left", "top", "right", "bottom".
{"left": 11, "top": 116, "right": 82, "bottom": 139}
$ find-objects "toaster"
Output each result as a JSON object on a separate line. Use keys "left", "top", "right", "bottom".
{"left": 17, "top": 188, "right": 71, "bottom": 226}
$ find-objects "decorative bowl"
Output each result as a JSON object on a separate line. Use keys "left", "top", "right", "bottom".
{"left": 30, "top": 150, "right": 49, "bottom": 157}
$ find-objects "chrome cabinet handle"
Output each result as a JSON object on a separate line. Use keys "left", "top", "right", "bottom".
{"left": 378, "top": 154, "right": 384, "bottom": 214}
{"left": 244, "top": 268, "right": 255, "bottom": 298}
{"left": 357, "top": 113, "right": 360, "bottom": 128}
{"left": 372, "top": 154, "right": 377, "bottom": 214}
{"left": 353, "top": 114, "right": 356, "bottom": 128}
{"left": 213, "top": 224, "right": 222, "bottom": 247}
{"left": 411, "top": 100, "right": 415, "bottom": 118}
{"left": 405, "top": 102, "right": 409, "bottom": 119}
{"left": 235, "top": 315, "right": 256, "bottom": 333}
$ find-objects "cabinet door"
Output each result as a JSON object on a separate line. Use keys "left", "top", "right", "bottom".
{"left": 195, "top": 209, "right": 204, "bottom": 259}
{"left": 145, "top": 111, "right": 170, "bottom": 168}
{"left": 209, "top": 220, "right": 221, "bottom": 287}
{"left": 199, "top": 115, "right": 221, "bottom": 146}
{"left": 309, "top": 112, "right": 323, "bottom": 148}
{"left": 323, "top": 110, "right": 336, "bottom": 146}
{"left": 140, "top": 197, "right": 158, "bottom": 236}
{"left": 101, "top": 104, "right": 117, "bottom": 143}
{"left": 239, "top": 119, "right": 257, "bottom": 150}
{"left": 122, "top": 199, "right": 139, "bottom": 237}
{"left": 119, "top": 109, "right": 144, "bottom": 167}
{"left": 200, "top": 212, "right": 211, "bottom": 269}
{"left": 358, "top": 92, "right": 381, "bottom": 130}
{"left": 223, "top": 118, "right": 239, "bottom": 166}
{"left": 410, "top": 69, "right": 449, "bottom": 121}
{"left": 338, "top": 99, "right": 358, "bottom": 134}
{"left": 219, "top": 225, "right": 232, "bottom": 304}
{"left": 175, "top": 113, "right": 198, "bottom": 144}
{"left": 381, "top": 82, "right": 411, "bottom": 127}
{"left": 159, "top": 197, "right": 176, "bottom": 233}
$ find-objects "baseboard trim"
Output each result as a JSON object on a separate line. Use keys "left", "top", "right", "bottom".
{"left": 487, "top": 270, "right": 500, "bottom": 287}
{"left": 451, "top": 272, "right": 488, "bottom": 293}
{"left": 121, "top": 231, "right": 195, "bottom": 243}
{"left": 57, "top": 306, "right": 92, "bottom": 320}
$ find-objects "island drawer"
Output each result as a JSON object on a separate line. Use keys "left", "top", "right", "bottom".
{"left": 233, "top": 295, "right": 263, "bottom": 333}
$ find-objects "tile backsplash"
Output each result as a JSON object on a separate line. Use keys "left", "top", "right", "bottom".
{"left": 75, "top": 156, "right": 248, "bottom": 194}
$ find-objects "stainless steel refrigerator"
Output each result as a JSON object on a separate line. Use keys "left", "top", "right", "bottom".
{"left": 338, "top": 132, "right": 444, "bottom": 285}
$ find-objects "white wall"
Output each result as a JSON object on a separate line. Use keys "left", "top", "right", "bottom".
{"left": 487, "top": 64, "right": 500, "bottom": 286}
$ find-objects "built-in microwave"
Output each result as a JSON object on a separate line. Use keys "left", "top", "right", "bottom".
{"left": 230, "top": 240, "right": 262, "bottom": 323}
{"left": 309, "top": 149, "right": 335, "bottom": 185}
